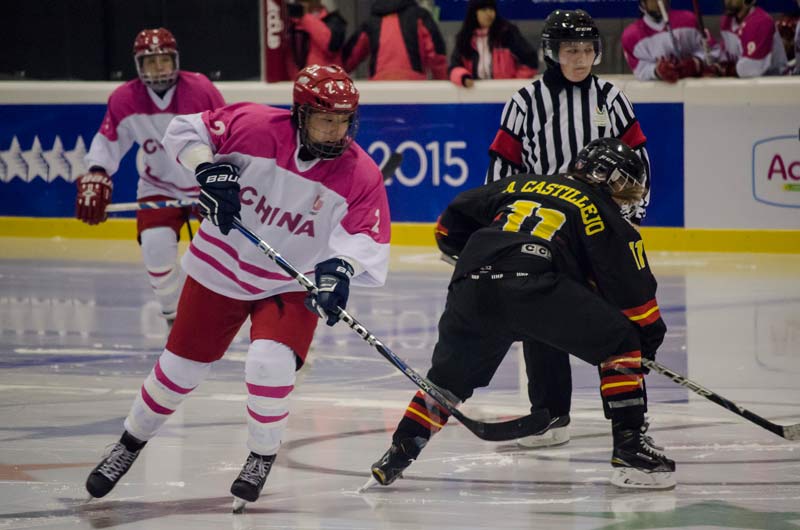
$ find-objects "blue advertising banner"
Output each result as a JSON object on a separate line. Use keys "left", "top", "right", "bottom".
{"left": 357, "top": 102, "right": 683, "bottom": 226}
{"left": 436, "top": 0, "right": 798, "bottom": 20}
{"left": 0, "top": 100, "right": 683, "bottom": 227}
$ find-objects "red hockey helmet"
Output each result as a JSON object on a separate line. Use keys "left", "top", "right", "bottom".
{"left": 292, "top": 65, "right": 359, "bottom": 159}
{"left": 133, "top": 28, "right": 180, "bottom": 92}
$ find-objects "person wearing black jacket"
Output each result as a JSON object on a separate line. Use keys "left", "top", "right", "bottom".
{"left": 287, "top": 0, "right": 348, "bottom": 75}
{"left": 366, "top": 138, "right": 675, "bottom": 491}
{"left": 449, "top": 0, "right": 538, "bottom": 87}
{"left": 343, "top": 0, "right": 447, "bottom": 80}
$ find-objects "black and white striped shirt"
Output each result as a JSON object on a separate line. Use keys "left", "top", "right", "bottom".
{"left": 486, "top": 69, "right": 651, "bottom": 222}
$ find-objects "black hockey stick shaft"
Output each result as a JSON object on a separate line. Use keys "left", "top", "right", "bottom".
{"left": 381, "top": 152, "right": 403, "bottom": 184}
{"left": 232, "top": 218, "right": 551, "bottom": 441}
{"left": 657, "top": 0, "right": 682, "bottom": 57}
{"left": 690, "top": 0, "right": 713, "bottom": 64}
{"left": 643, "top": 359, "right": 800, "bottom": 441}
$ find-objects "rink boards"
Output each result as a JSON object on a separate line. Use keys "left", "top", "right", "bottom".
{"left": 0, "top": 78, "right": 798, "bottom": 252}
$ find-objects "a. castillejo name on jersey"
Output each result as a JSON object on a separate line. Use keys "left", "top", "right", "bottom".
{"left": 241, "top": 186, "right": 316, "bottom": 237}
{"left": 502, "top": 179, "right": 605, "bottom": 235}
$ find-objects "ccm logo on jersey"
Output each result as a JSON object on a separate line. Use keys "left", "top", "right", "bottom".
{"left": 521, "top": 243, "right": 552, "bottom": 260}
{"left": 205, "top": 173, "right": 239, "bottom": 184}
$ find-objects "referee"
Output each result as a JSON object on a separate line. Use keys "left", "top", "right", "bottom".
{"left": 485, "top": 9, "right": 652, "bottom": 448}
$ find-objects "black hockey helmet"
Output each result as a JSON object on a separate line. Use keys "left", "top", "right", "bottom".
{"left": 570, "top": 138, "right": 645, "bottom": 202}
{"left": 541, "top": 10, "right": 602, "bottom": 65}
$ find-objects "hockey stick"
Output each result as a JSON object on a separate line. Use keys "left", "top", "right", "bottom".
{"left": 107, "top": 153, "right": 400, "bottom": 213}
{"left": 231, "top": 218, "right": 553, "bottom": 441}
{"left": 657, "top": 0, "right": 683, "bottom": 58}
{"left": 690, "top": 0, "right": 713, "bottom": 65}
{"left": 381, "top": 152, "right": 403, "bottom": 184}
{"left": 643, "top": 359, "right": 800, "bottom": 441}
{"left": 106, "top": 199, "right": 199, "bottom": 213}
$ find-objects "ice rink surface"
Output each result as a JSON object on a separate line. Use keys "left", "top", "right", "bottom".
{"left": 1, "top": 237, "right": 799, "bottom": 529}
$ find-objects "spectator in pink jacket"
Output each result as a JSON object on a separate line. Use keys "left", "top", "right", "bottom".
{"left": 343, "top": 0, "right": 447, "bottom": 80}
{"left": 449, "top": 0, "right": 539, "bottom": 87}
{"left": 287, "top": 0, "right": 348, "bottom": 77}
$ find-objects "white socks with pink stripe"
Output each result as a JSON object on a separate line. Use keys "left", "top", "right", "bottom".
{"left": 245, "top": 340, "right": 297, "bottom": 456}
{"left": 140, "top": 227, "right": 183, "bottom": 318}
{"left": 124, "top": 349, "right": 211, "bottom": 440}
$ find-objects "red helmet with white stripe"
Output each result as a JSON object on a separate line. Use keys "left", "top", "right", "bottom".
{"left": 133, "top": 28, "right": 179, "bottom": 92}
{"left": 292, "top": 65, "right": 359, "bottom": 159}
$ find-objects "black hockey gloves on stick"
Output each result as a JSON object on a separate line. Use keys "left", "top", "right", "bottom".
{"left": 231, "top": 218, "right": 554, "bottom": 441}
{"left": 196, "top": 162, "right": 241, "bottom": 235}
{"left": 305, "top": 258, "right": 354, "bottom": 326}
{"left": 643, "top": 359, "right": 800, "bottom": 441}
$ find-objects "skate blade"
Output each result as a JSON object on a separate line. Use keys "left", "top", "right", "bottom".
{"left": 232, "top": 496, "right": 248, "bottom": 514}
{"left": 357, "top": 476, "right": 380, "bottom": 493}
{"left": 611, "top": 468, "right": 676, "bottom": 490}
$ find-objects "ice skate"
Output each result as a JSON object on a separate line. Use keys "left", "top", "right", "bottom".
{"left": 369, "top": 437, "right": 425, "bottom": 487}
{"left": 516, "top": 414, "right": 570, "bottom": 448}
{"left": 85, "top": 433, "right": 145, "bottom": 498}
{"left": 610, "top": 427, "right": 676, "bottom": 490}
{"left": 230, "top": 452, "right": 276, "bottom": 513}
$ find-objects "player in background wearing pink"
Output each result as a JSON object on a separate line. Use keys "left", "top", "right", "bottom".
{"left": 84, "top": 65, "right": 391, "bottom": 513}
{"left": 622, "top": 0, "right": 718, "bottom": 82}
{"left": 717, "top": 0, "right": 788, "bottom": 76}
{"left": 75, "top": 28, "right": 225, "bottom": 325}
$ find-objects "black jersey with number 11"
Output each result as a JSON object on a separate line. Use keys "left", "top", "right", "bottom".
{"left": 435, "top": 172, "right": 666, "bottom": 357}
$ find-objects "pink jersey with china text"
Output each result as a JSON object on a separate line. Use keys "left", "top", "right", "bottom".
{"left": 622, "top": 10, "right": 714, "bottom": 80}
{"left": 163, "top": 103, "right": 391, "bottom": 300}
{"left": 720, "top": 6, "right": 788, "bottom": 77}
{"left": 85, "top": 71, "right": 225, "bottom": 199}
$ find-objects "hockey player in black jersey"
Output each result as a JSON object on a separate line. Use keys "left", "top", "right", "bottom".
{"left": 367, "top": 138, "right": 675, "bottom": 490}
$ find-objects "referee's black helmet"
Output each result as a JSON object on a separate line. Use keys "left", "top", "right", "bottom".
{"left": 570, "top": 138, "right": 645, "bottom": 202}
{"left": 541, "top": 10, "right": 602, "bottom": 65}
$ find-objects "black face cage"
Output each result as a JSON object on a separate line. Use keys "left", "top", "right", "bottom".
{"left": 575, "top": 153, "right": 644, "bottom": 198}
{"left": 297, "top": 105, "right": 359, "bottom": 160}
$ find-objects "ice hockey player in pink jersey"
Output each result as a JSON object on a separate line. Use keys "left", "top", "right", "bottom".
{"left": 718, "top": 0, "right": 788, "bottom": 76}
{"left": 622, "top": 0, "right": 713, "bottom": 81}
{"left": 75, "top": 28, "right": 225, "bottom": 323}
{"left": 83, "top": 65, "right": 391, "bottom": 513}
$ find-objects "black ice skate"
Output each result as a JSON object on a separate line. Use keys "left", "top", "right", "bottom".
{"left": 85, "top": 432, "right": 145, "bottom": 498}
{"left": 360, "top": 437, "right": 426, "bottom": 491}
{"left": 611, "top": 427, "right": 676, "bottom": 490}
{"left": 230, "top": 452, "right": 276, "bottom": 513}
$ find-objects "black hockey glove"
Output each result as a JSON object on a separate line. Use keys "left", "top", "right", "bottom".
{"left": 304, "top": 258, "right": 354, "bottom": 326}
{"left": 195, "top": 162, "right": 241, "bottom": 235}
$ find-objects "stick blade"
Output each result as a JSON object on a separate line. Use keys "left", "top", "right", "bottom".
{"left": 783, "top": 423, "right": 800, "bottom": 441}
{"left": 458, "top": 409, "right": 552, "bottom": 442}
{"left": 381, "top": 152, "right": 403, "bottom": 183}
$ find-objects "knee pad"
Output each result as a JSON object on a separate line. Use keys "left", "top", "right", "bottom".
{"left": 140, "top": 226, "right": 179, "bottom": 269}
{"left": 246, "top": 340, "right": 297, "bottom": 387}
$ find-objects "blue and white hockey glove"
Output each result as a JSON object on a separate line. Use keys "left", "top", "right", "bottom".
{"left": 305, "top": 258, "right": 355, "bottom": 326}
{"left": 195, "top": 162, "right": 241, "bottom": 235}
